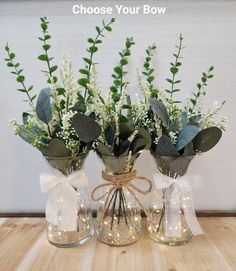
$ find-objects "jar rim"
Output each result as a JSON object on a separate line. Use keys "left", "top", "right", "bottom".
{"left": 43, "top": 152, "right": 88, "bottom": 160}
{"left": 150, "top": 150, "right": 195, "bottom": 159}
{"left": 96, "top": 151, "right": 141, "bottom": 160}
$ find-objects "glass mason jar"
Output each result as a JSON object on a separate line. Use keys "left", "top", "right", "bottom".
{"left": 93, "top": 154, "right": 144, "bottom": 246}
{"left": 147, "top": 153, "right": 195, "bottom": 246}
{"left": 43, "top": 154, "right": 94, "bottom": 247}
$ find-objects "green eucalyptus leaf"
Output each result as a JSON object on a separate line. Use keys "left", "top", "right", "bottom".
{"left": 50, "top": 65, "right": 58, "bottom": 73}
{"left": 119, "top": 123, "right": 135, "bottom": 140}
{"left": 183, "top": 141, "right": 195, "bottom": 157}
{"left": 56, "top": 88, "right": 65, "bottom": 95}
{"left": 112, "top": 92, "right": 121, "bottom": 102}
{"left": 79, "top": 69, "right": 90, "bottom": 75}
{"left": 7, "top": 62, "right": 14, "bottom": 67}
{"left": 87, "top": 38, "right": 94, "bottom": 43}
{"left": 176, "top": 125, "right": 199, "bottom": 151}
{"left": 170, "top": 67, "right": 178, "bottom": 74}
{"left": 147, "top": 75, "right": 155, "bottom": 83}
{"left": 96, "top": 26, "right": 101, "bottom": 34}
{"left": 170, "top": 156, "right": 194, "bottom": 176}
{"left": 131, "top": 137, "right": 148, "bottom": 154}
{"left": 137, "top": 127, "right": 152, "bottom": 149}
{"left": 83, "top": 57, "right": 92, "bottom": 65}
{"left": 89, "top": 46, "right": 98, "bottom": 53}
{"left": 76, "top": 97, "right": 87, "bottom": 113}
{"left": 78, "top": 78, "right": 89, "bottom": 87}
{"left": 17, "top": 76, "right": 25, "bottom": 83}
{"left": 18, "top": 125, "right": 37, "bottom": 144}
{"left": 114, "top": 66, "right": 122, "bottom": 76}
{"left": 36, "top": 88, "right": 52, "bottom": 124}
{"left": 42, "top": 138, "right": 70, "bottom": 157}
{"left": 18, "top": 126, "right": 46, "bottom": 152}
{"left": 41, "top": 22, "right": 48, "bottom": 31}
{"left": 73, "top": 113, "right": 101, "bottom": 143}
{"left": 105, "top": 126, "right": 116, "bottom": 146}
{"left": 148, "top": 98, "right": 169, "bottom": 127}
{"left": 105, "top": 26, "right": 112, "bottom": 32}
{"left": 45, "top": 34, "right": 51, "bottom": 40}
{"left": 22, "top": 112, "right": 32, "bottom": 125}
{"left": 42, "top": 44, "right": 51, "bottom": 51}
{"left": 110, "top": 86, "right": 118, "bottom": 93}
{"left": 17, "top": 89, "right": 26, "bottom": 93}
{"left": 127, "top": 95, "right": 131, "bottom": 105}
{"left": 9, "top": 53, "right": 15, "bottom": 59}
{"left": 38, "top": 54, "right": 48, "bottom": 61}
{"left": 96, "top": 142, "right": 114, "bottom": 157}
{"left": 193, "top": 127, "right": 222, "bottom": 152}
{"left": 119, "top": 114, "right": 129, "bottom": 123}
{"left": 119, "top": 139, "right": 131, "bottom": 156}
{"left": 181, "top": 111, "right": 188, "bottom": 127}
{"left": 155, "top": 135, "right": 179, "bottom": 157}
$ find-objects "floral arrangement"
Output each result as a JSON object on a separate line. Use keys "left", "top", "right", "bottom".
{"left": 136, "top": 34, "right": 226, "bottom": 175}
{"left": 6, "top": 17, "right": 116, "bottom": 158}
{"left": 87, "top": 37, "right": 151, "bottom": 171}
{"left": 4, "top": 17, "right": 227, "bottom": 247}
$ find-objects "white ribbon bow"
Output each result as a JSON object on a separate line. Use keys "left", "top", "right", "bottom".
{"left": 153, "top": 173, "right": 203, "bottom": 237}
{"left": 40, "top": 170, "right": 88, "bottom": 231}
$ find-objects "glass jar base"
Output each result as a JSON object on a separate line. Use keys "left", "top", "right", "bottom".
{"left": 148, "top": 231, "right": 193, "bottom": 246}
{"left": 47, "top": 228, "right": 94, "bottom": 248}
{"left": 96, "top": 230, "right": 142, "bottom": 247}
{"left": 95, "top": 197, "right": 142, "bottom": 247}
{"left": 147, "top": 207, "right": 193, "bottom": 246}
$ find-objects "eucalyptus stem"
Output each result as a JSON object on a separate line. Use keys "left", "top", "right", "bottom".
{"left": 188, "top": 66, "right": 214, "bottom": 114}
{"left": 103, "top": 187, "right": 129, "bottom": 230}
{"left": 104, "top": 188, "right": 117, "bottom": 218}
{"left": 142, "top": 43, "right": 158, "bottom": 99}
{"left": 110, "top": 189, "right": 118, "bottom": 230}
{"left": 170, "top": 35, "right": 183, "bottom": 99}
{"left": 38, "top": 17, "right": 58, "bottom": 84}
{"left": 4, "top": 44, "right": 35, "bottom": 103}
{"left": 120, "top": 188, "right": 129, "bottom": 226}
{"left": 165, "top": 34, "right": 184, "bottom": 114}
{"left": 78, "top": 18, "right": 116, "bottom": 101}
{"left": 110, "top": 37, "right": 135, "bottom": 102}
{"left": 118, "top": 188, "right": 122, "bottom": 224}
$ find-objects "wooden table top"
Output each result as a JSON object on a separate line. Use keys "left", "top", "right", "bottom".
{"left": 0, "top": 217, "right": 236, "bottom": 271}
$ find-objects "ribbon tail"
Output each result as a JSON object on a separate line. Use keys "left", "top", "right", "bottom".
{"left": 126, "top": 186, "right": 148, "bottom": 216}
{"left": 165, "top": 184, "right": 181, "bottom": 237}
{"left": 46, "top": 183, "right": 78, "bottom": 231}
{"left": 182, "top": 190, "right": 203, "bottom": 236}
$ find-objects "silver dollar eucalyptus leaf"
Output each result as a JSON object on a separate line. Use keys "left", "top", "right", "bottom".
{"left": 42, "top": 138, "right": 70, "bottom": 157}
{"left": 148, "top": 98, "right": 169, "bottom": 128}
{"left": 73, "top": 113, "right": 101, "bottom": 143}
{"left": 193, "top": 127, "right": 222, "bottom": 152}
{"left": 155, "top": 135, "right": 179, "bottom": 157}
{"left": 176, "top": 125, "right": 198, "bottom": 151}
{"left": 36, "top": 88, "right": 52, "bottom": 124}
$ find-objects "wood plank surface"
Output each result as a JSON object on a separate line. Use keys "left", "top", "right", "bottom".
{"left": 0, "top": 218, "right": 236, "bottom": 271}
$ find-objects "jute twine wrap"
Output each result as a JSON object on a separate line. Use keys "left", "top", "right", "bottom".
{"left": 91, "top": 169, "right": 152, "bottom": 224}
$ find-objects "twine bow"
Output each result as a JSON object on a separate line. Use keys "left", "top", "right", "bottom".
{"left": 91, "top": 169, "right": 152, "bottom": 224}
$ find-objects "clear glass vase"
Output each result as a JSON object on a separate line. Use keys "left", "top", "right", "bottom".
{"left": 147, "top": 153, "right": 195, "bottom": 246}
{"left": 43, "top": 154, "right": 94, "bottom": 247}
{"left": 94, "top": 154, "right": 143, "bottom": 246}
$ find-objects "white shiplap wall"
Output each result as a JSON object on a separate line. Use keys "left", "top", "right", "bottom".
{"left": 0, "top": 0, "right": 235, "bottom": 212}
